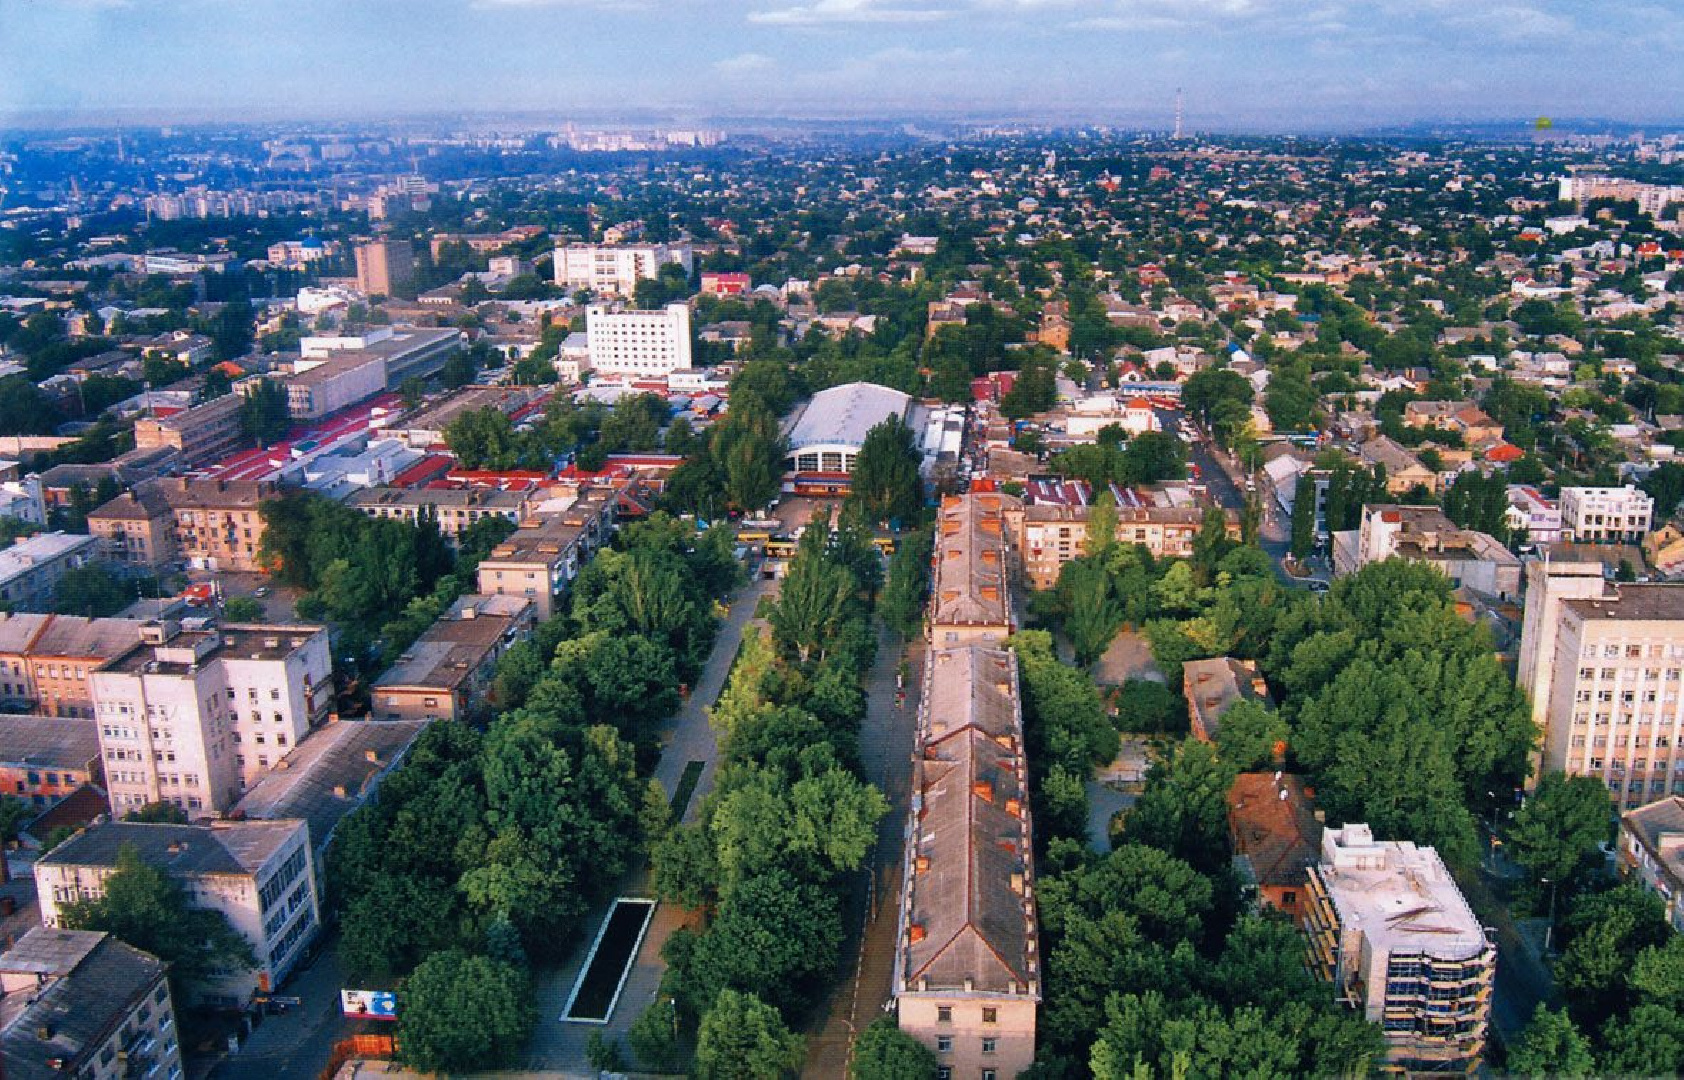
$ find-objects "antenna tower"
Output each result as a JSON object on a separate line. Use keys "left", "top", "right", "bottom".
{"left": 1174, "top": 88, "right": 1184, "bottom": 140}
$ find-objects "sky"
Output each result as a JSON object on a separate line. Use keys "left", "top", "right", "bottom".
{"left": 1, "top": 0, "right": 1681, "bottom": 129}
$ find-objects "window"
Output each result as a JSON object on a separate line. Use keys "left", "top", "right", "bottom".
{"left": 982, "top": 1038, "right": 997, "bottom": 1054}
{"left": 937, "top": 1006, "right": 953, "bottom": 1024}
{"left": 936, "top": 1036, "right": 953, "bottom": 1053}
{"left": 983, "top": 1072, "right": 997, "bottom": 1080}
{"left": 937, "top": 1069, "right": 952, "bottom": 1080}
{"left": 981, "top": 1007, "right": 997, "bottom": 1024}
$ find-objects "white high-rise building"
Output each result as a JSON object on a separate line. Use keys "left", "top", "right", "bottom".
{"left": 585, "top": 303, "right": 693, "bottom": 378}
{"left": 553, "top": 242, "right": 692, "bottom": 297}
{"left": 90, "top": 620, "right": 333, "bottom": 814}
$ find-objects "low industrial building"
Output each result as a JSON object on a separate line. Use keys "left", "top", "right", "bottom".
{"left": 781, "top": 382, "right": 917, "bottom": 497}
{"left": 133, "top": 392, "right": 245, "bottom": 466}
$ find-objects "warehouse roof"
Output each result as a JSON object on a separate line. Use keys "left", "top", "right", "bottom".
{"left": 783, "top": 382, "right": 912, "bottom": 452}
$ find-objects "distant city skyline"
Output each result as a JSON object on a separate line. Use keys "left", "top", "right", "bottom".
{"left": 1, "top": 0, "right": 1682, "bottom": 129}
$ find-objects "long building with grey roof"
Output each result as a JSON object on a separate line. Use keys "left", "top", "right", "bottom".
{"left": 929, "top": 492, "right": 1016, "bottom": 646}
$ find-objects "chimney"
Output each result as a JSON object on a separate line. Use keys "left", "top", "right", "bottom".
{"left": 972, "top": 780, "right": 994, "bottom": 802}
{"left": 332, "top": 784, "right": 348, "bottom": 799}
{"left": 908, "top": 924, "right": 926, "bottom": 944}
{"left": 1010, "top": 872, "right": 1025, "bottom": 894}
{"left": 365, "top": 748, "right": 381, "bottom": 764}
{"left": 1004, "top": 797, "right": 1022, "bottom": 817}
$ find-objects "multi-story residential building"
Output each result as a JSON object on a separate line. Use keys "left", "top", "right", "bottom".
{"left": 1012, "top": 500, "right": 1241, "bottom": 590}
{"left": 0, "top": 533, "right": 104, "bottom": 613}
{"left": 1618, "top": 795, "right": 1684, "bottom": 934}
{"left": 88, "top": 483, "right": 175, "bottom": 572}
{"left": 1525, "top": 582, "right": 1684, "bottom": 808}
{"left": 1339, "top": 504, "right": 1520, "bottom": 599}
{"left": 0, "top": 714, "right": 101, "bottom": 809}
{"left": 353, "top": 239, "right": 415, "bottom": 296}
{"left": 1228, "top": 771, "right": 1321, "bottom": 919}
{"left": 349, "top": 486, "right": 533, "bottom": 544}
{"left": 90, "top": 619, "right": 333, "bottom": 814}
{"left": 90, "top": 478, "right": 276, "bottom": 573}
{"left": 1516, "top": 555, "right": 1610, "bottom": 735}
{"left": 584, "top": 303, "right": 693, "bottom": 377}
{"left": 553, "top": 242, "right": 692, "bottom": 297}
{"left": 133, "top": 393, "right": 245, "bottom": 467}
{"left": 475, "top": 486, "right": 619, "bottom": 620}
{"left": 36, "top": 819, "right": 319, "bottom": 1008}
{"left": 371, "top": 594, "right": 535, "bottom": 721}
{"left": 1560, "top": 486, "right": 1654, "bottom": 545}
{"left": 1183, "top": 657, "right": 1272, "bottom": 744}
{"left": 0, "top": 928, "right": 181, "bottom": 1080}
{"left": 895, "top": 645, "right": 1038, "bottom": 1080}
{"left": 930, "top": 493, "right": 1016, "bottom": 648}
{"left": 1301, "top": 824, "right": 1495, "bottom": 1073}
{"left": 0, "top": 613, "right": 146, "bottom": 716}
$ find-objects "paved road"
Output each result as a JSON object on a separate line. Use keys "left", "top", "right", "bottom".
{"left": 519, "top": 572, "right": 777, "bottom": 1074}
{"left": 801, "top": 625, "right": 922, "bottom": 1079}
{"left": 209, "top": 938, "right": 350, "bottom": 1080}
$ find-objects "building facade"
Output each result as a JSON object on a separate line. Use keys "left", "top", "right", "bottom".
{"left": 0, "top": 533, "right": 103, "bottom": 613}
{"left": 553, "top": 242, "right": 692, "bottom": 296}
{"left": 371, "top": 594, "right": 535, "bottom": 721}
{"left": 1560, "top": 486, "right": 1654, "bottom": 545}
{"left": 90, "top": 620, "right": 333, "bottom": 814}
{"left": 36, "top": 820, "right": 320, "bottom": 1008}
{"left": 133, "top": 393, "right": 245, "bottom": 467}
{"left": 349, "top": 486, "right": 533, "bottom": 544}
{"left": 475, "top": 486, "right": 619, "bottom": 620}
{"left": 584, "top": 303, "right": 693, "bottom": 377}
{"left": 1301, "top": 824, "right": 1494, "bottom": 1073}
{"left": 1618, "top": 795, "right": 1684, "bottom": 934}
{"left": 354, "top": 239, "right": 415, "bottom": 297}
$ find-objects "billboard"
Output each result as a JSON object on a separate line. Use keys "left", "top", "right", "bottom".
{"left": 341, "top": 989, "right": 398, "bottom": 1021}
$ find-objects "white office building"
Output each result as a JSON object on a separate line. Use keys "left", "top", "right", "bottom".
{"left": 584, "top": 303, "right": 693, "bottom": 377}
{"left": 553, "top": 242, "right": 692, "bottom": 297}
{"left": 1559, "top": 485, "right": 1654, "bottom": 545}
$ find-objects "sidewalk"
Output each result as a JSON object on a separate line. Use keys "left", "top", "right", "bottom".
{"left": 801, "top": 626, "right": 923, "bottom": 1079}
{"left": 519, "top": 574, "right": 776, "bottom": 1073}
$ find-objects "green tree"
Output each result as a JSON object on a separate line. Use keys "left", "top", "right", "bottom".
{"left": 1213, "top": 699, "right": 1289, "bottom": 771}
{"left": 1641, "top": 461, "right": 1684, "bottom": 516}
{"left": 629, "top": 1000, "right": 685, "bottom": 1071}
{"left": 222, "top": 595, "right": 265, "bottom": 622}
{"left": 52, "top": 563, "right": 131, "bottom": 618}
{"left": 694, "top": 989, "right": 805, "bottom": 1080}
{"left": 1115, "top": 739, "right": 1236, "bottom": 873}
{"left": 1110, "top": 679, "right": 1181, "bottom": 735}
{"left": 0, "top": 795, "right": 32, "bottom": 844}
{"left": 769, "top": 521, "right": 858, "bottom": 666}
{"left": 1509, "top": 1005, "right": 1595, "bottom": 1077}
{"left": 60, "top": 844, "right": 255, "bottom": 993}
{"left": 1509, "top": 772, "right": 1612, "bottom": 886}
{"left": 850, "top": 1018, "right": 939, "bottom": 1079}
{"left": 239, "top": 378, "right": 291, "bottom": 446}
{"left": 1557, "top": 884, "right": 1672, "bottom": 1032}
{"left": 847, "top": 415, "right": 924, "bottom": 527}
{"left": 397, "top": 950, "right": 535, "bottom": 1073}
{"left": 1289, "top": 474, "right": 1317, "bottom": 559}
{"left": 878, "top": 528, "right": 933, "bottom": 636}
{"left": 123, "top": 801, "right": 189, "bottom": 824}
{"left": 1064, "top": 559, "right": 1124, "bottom": 667}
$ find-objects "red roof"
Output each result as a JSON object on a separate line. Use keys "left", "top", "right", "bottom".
{"left": 1485, "top": 442, "right": 1525, "bottom": 463}
{"left": 391, "top": 454, "right": 455, "bottom": 488}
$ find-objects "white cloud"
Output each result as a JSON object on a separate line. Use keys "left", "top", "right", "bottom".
{"left": 749, "top": 0, "right": 955, "bottom": 25}
{"left": 714, "top": 51, "right": 777, "bottom": 74}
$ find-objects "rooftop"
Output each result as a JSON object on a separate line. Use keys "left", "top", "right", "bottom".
{"left": 26, "top": 615, "right": 146, "bottom": 659}
{"left": 1314, "top": 823, "right": 1489, "bottom": 962}
{"left": 232, "top": 718, "right": 430, "bottom": 852}
{"left": 38, "top": 819, "right": 304, "bottom": 877}
{"left": 1563, "top": 583, "right": 1684, "bottom": 623}
{"left": 1, "top": 929, "right": 168, "bottom": 1080}
{"left": 930, "top": 493, "right": 1015, "bottom": 631}
{"left": 783, "top": 381, "right": 912, "bottom": 452}
{"left": 1622, "top": 796, "right": 1684, "bottom": 890}
{"left": 0, "top": 716, "right": 100, "bottom": 772}
{"left": 1183, "top": 657, "right": 1272, "bottom": 740}
{"left": 900, "top": 646, "right": 1038, "bottom": 998}
{"left": 1228, "top": 772, "right": 1321, "bottom": 891}
{"left": 100, "top": 623, "right": 325, "bottom": 676}
{"left": 0, "top": 533, "right": 99, "bottom": 584}
{"left": 373, "top": 594, "right": 531, "bottom": 692}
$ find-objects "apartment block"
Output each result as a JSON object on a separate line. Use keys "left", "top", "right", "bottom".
{"left": 133, "top": 393, "right": 245, "bottom": 467}
{"left": 353, "top": 239, "right": 415, "bottom": 296}
{"left": 1013, "top": 501, "right": 1241, "bottom": 590}
{"left": 88, "top": 483, "right": 176, "bottom": 572}
{"left": 895, "top": 646, "right": 1038, "bottom": 1080}
{"left": 36, "top": 820, "right": 319, "bottom": 1008}
{"left": 0, "top": 715, "right": 101, "bottom": 808}
{"left": 349, "top": 486, "right": 533, "bottom": 544}
{"left": 584, "top": 303, "right": 693, "bottom": 377}
{"left": 1560, "top": 486, "right": 1654, "bottom": 545}
{"left": 371, "top": 594, "right": 535, "bottom": 721}
{"left": 90, "top": 478, "right": 276, "bottom": 573}
{"left": 1301, "top": 824, "right": 1494, "bottom": 1073}
{"left": 1525, "top": 582, "right": 1684, "bottom": 808}
{"left": 1618, "top": 795, "right": 1684, "bottom": 934}
{"left": 0, "top": 533, "right": 104, "bottom": 613}
{"left": 553, "top": 242, "right": 692, "bottom": 297}
{"left": 90, "top": 619, "right": 332, "bottom": 814}
{"left": 930, "top": 493, "right": 1016, "bottom": 647}
{"left": 1, "top": 928, "right": 181, "bottom": 1080}
{"left": 475, "top": 486, "right": 619, "bottom": 620}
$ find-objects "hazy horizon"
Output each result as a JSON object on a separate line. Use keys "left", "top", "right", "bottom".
{"left": 2, "top": 0, "right": 1682, "bottom": 131}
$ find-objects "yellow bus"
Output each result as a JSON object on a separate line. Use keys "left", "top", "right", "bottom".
{"left": 764, "top": 537, "right": 798, "bottom": 559}
{"left": 871, "top": 536, "right": 896, "bottom": 556}
{"left": 737, "top": 529, "right": 772, "bottom": 545}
